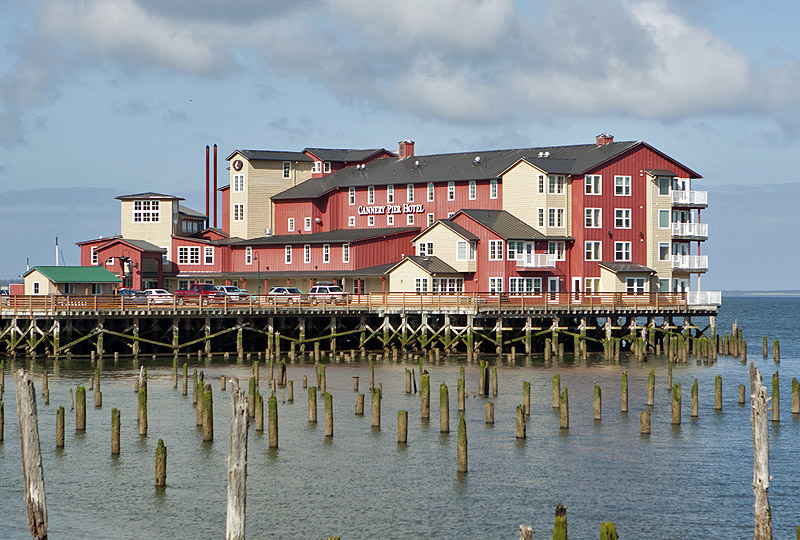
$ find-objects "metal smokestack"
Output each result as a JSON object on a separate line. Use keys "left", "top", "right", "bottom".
{"left": 205, "top": 145, "right": 210, "bottom": 221}
{"left": 213, "top": 144, "right": 218, "bottom": 229}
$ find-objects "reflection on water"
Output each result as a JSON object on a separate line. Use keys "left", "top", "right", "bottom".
{"left": 0, "top": 296, "right": 798, "bottom": 539}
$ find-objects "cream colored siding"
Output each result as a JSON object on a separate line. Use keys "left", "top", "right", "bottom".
{"left": 645, "top": 173, "right": 673, "bottom": 287}
{"left": 24, "top": 270, "right": 57, "bottom": 295}
{"left": 414, "top": 223, "right": 475, "bottom": 272}
{"left": 502, "top": 161, "right": 571, "bottom": 235}
{"left": 120, "top": 198, "right": 176, "bottom": 248}
{"left": 387, "top": 260, "right": 429, "bottom": 293}
{"left": 599, "top": 267, "right": 653, "bottom": 293}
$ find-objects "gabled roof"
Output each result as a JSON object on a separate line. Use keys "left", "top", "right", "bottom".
{"left": 178, "top": 205, "right": 207, "bottom": 219}
{"left": 23, "top": 266, "right": 122, "bottom": 283}
{"left": 116, "top": 192, "right": 184, "bottom": 201}
{"left": 599, "top": 262, "right": 655, "bottom": 274}
{"left": 230, "top": 227, "right": 418, "bottom": 246}
{"left": 226, "top": 149, "right": 313, "bottom": 162}
{"left": 388, "top": 256, "right": 460, "bottom": 276}
{"left": 97, "top": 238, "right": 166, "bottom": 253}
{"left": 304, "top": 148, "right": 395, "bottom": 162}
{"left": 76, "top": 235, "right": 122, "bottom": 246}
{"left": 413, "top": 219, "right": 479, "bottom": 242}
{"left": 455, "top": 209, "right": 545, "bottom": 240}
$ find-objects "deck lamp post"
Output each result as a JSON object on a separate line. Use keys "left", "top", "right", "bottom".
{"left": 253, "top": 254, "right": 261, "bottom": 296}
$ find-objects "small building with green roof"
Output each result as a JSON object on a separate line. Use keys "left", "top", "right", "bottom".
{"left": 22, "top": 266, "right": 122, "bottom": 295}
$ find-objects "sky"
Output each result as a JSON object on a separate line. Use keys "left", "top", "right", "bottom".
{"left": 1, "top": 0, "right": 799, "bottom": 290}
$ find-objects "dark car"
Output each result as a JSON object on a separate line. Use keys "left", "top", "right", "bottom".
{"left": 116, "top": 288, "right": 146, "bottom": 303}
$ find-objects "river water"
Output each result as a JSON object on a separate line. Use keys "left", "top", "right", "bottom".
{"left": 1, "top": 295, "right": 799, "bottom": 539}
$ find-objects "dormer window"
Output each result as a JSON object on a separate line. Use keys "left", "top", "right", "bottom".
{"left": 324, "top": 162, "right": 331, "bottom": 173}
{"left": 312, "top": 161, "right": 322, "bottom": 174}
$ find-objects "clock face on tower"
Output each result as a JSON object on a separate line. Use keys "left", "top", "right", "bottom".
{"left": 233, "top": 160, "right": 243, "bottom": 171}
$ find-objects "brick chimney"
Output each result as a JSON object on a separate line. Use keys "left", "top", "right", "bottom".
{"left": 596, "top": 133, "right": 614, "bottom": 146}
{"left": 398, "top": 140, "right": 415, "bottom": 159}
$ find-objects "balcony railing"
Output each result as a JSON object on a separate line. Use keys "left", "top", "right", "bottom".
{"left": 687, "top": 291, "right": 722, "bottom": 306}
{"left": 671, "top": 254, "right": 708, "bottom": 271}
{"left": 671, "top": 222, "right": 708, "bottom": 238}
{"left": 515, "top": 254, "right": 557, "bottom": 268}
{"left": 672, "top": 190, "right": 708, "bottom": 206}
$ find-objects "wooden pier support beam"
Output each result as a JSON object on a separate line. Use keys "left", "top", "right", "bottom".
{"left": 14, "top": 370, "right": 48, "bottom": 540}
{"left": 155, "top": 439, "right": 167, "bottom": 487}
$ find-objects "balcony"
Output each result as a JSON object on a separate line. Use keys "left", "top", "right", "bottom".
{"left": 672, "top": 190, "right": 708, "bottom": 207}
{"left": 687, "top": 291, "right": 722, "bottom": 306}
{"left": 516, "top": 254, "right": 557, "bottom": 268}
{"left": 671, "top": 254, "right": 708, "bottom": 272}
{"left": 671, "top": 222, "right": 708, "bottom": 239}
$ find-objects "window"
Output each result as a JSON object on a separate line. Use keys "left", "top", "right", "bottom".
{"left": 585, "top": 241, "right": 601, "bottom": 261}
{"left": 407, "top": 184, "right": 414, "bottom": 202}
{"left": 323, "top": 162, "right": 331, "bottom": 173}
{"left": 349, "top": 187, "right": 356, "bottom": 205}
{"left": 233, "top": 175, "right": 245, "bottom": 192}
{"left": 368, "top": 216, "right": 375, "bottom": 227}
{"left": 407, "top": 214, "right": 414, "bottom": 225}
{"left": 615, "top": 176, "right": 631, "bottom": 196}
{"left": 288, "top": 218, "right": 295, "bottom": 232}
{"left": 322, "top": 244, "right": 330, "bottom": 263}
{"left": 91, "top": 247, "right": 98, "bottom": 265}
{"left": 548, "top": 175, "right": 565, "bottom": 194}
{"left": 615, "top": 208, "right": 631, "bottom": 229}
{"left": 283, "top": 162, "right": 291, "bottom": 179}
{"left": 507, "top": 240, "right": 524, "bottom": 260}
{"left": 548, "top": 241, "right": 565, "bottom": 261}
{"left": 626, "top": 277, "right": 646, "bottom": 294}
{"left": 585, "top": 175, "right": 601, "bottom": 195}
{"left": 285, "top": 245, "right": 292, "bottom": 264}
{"left": 432, "top": 278, "right": 464, "bottom": 292}
{"left": 658, "top": 177, "right": 671, "bottom": 196}
{"left": 469, "top": 181, "right": 476, "bottom": 200}
{"left": 659, "top": 242, "right": 670, "bottom": 261}
{"left": 33, "top": 282, "right": 40, "bottom": 294}
{"left": 548, "top": 208, "right": 565, "bottom": 227}
{"left": 368, "top": 186, "right": 375, "bottom": 204}
{"left": 469, "top": 241, "right": 476, "bottom": 260}
{"left": 343, "top": 244, "right": 350, "bottom": 263}
{"left": 133, "top": 200, "right": 159, "bottom": 222}
{"left": 387, "top": 215, "right": 394, "bottom": 226}
{"left": 233, "top": 204, "right": 244, "bottom": 222}
{"left": 106, "top": 257, "right": 113, "bottom": 266}
{"left": 414, "top": 278, "right": 428, "bottom": 292}
{"left": 448, "top": 182, "right": 455, "bottom": 200}
{"left": 585, "top": 208, "right": 601, "bottom": 228}
{"left": 585, "top": 278, "right": 600, "bottom": 295}
{"left": 245, "top": 247, "right": 252, "bottom": 265}
{"left": 204, "top": 247, "right": 214, "bottom": 265}
{"left": 348, "top": 216, "right": 356, "bottom": 227}
{"left": 65, "top": 283, "right": 75, "bottom": 294}
{"left": 304, "top": 244, "right": 311, "bottom": 263}
{"left": 537, "top": 208, "right": 545, "bottom": 227}
{"left": 538, "top": 175, "right": 545, "bottom": 194}
{"left": 509, "top": 277, "right": 542, "bottom": 294}
{"left": 418, "top": 242, "right": 434, "bottom": 256}
{"left": 447, "top": 212, "right": 455, "bottom": 218}
{"left": 178, "top": 280, "right": 189, "bottom": 291}
{"left": 489, "top": 240, "right": 504, "bottom": 260}
{"left": 427, "top": 213, "right": 435, "bottom": 227}
{"left": 387, "top": 185, "right": 394, "bottom": 203}
{"left": 489, "top": 277, "right": 503, "bottom": 294}
{"left": 312, "top": 161, "right": 322, "bottom": 173}
{"left": 658, "top": 279, "right": 670, "bottom": 292}
{"left": 178, "top": 246, "right": 200, "bottom": 265}
{"left": 456, "top": 241, "right": 476, "bottom": 261}
{"left": 353, "top": 278, "right": 365, "bottom": 294}
{"left": 659, "top": 209, "right": 670, "bottom": 229}
{"left": 490, "top": 179, "right": 498, "bottom": 199}
{"left": 615, "top": 241, "right": 632, "bottom": 261}
{"left": 427, "top": 182, "right": 435, "bottom": 202}
{"left": 304, "top": 217, "right": 312, "bottom": 231}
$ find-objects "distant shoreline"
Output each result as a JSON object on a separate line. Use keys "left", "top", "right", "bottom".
{"left": 724, "top": 291, "right": 800, "bottom": 296}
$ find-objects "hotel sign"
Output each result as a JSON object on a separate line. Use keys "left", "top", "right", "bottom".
{"left": 357, "top": 204, "right": 424, "bottom": 215}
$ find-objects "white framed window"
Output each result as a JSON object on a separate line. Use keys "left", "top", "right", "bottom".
{"left": 323, "top": 162, "right": 331, "bottom": 173}
{"left": 427, "top": 182, "right": 435, "bottom": 202}
{"left": 615, "top": 175, "right": 631, "bottom": 196}
{"left": 284, "top": 245, "right": 292, "bottom": 264}
{"left": 133, "top": 200, "right": 160, "bottom": 222}
{"left": 548, "top": 240, "right": 565, "bottom": 261}
{"left": 507, "top": 240, "right": 524, "bottom": 260}
{"left": 538, "top": 208, "right": 545, "bottom": 227}
{"left": 233, "top": 204, "right": 244, "bottom": 222}
{"left": 368, "top": 185, "right": 375, "bottom": 204}
{"left": 283, "top": 161, "right": 291, "bottom": 179}
{"left": 407, "top": 214, "right": 414, "bottom": 225}
{"left": 427, "top": 213, "right": 435, "bottom": 227}
{"left": 585, "top": 278, "right": 600, "bottom": 295}
{"left": 343, "top": 244, "right": 350, "bottom": 263}
{"left": 304, "top": 244, "right": 311, "bottom": 263}
{"left": 626, "top": 277, "right": 645, "bottom": 294}
{"left": 489, "top": 240, "right": 503, "bottom": 260}
{"left": 304, "top": 217, "right": 312, "bottom": 231}
{"left": 91, "top": 247, "right": 98, "bottom": 265}
{"left": 90, "top": 283, "right": 100, "bottom": 295}
{"left": 490, "top": 179, "right": 498, "bottom": 199}
{"left": 414, "top": 278, "right": 428, "bottom": 292}
{"left": 233, "top": 174, "right": 245, "bottom": 192}
{"left": 585, "top": 208, "right": 601, "bottom": 228}
{"left": 447, "top": 182, "right": 455, "bottom": 200}
{"left": 387, "top": 185, "right": 394, "bottom": 203}
{"left": 659, "top": 242, "right": 670, "bottom": 261}
{"left": 417, "top": 242, "right": 434, "bottom": 256}
{"left": 245, "top": 247, "right": 252, "bottom": 265}
{"left": 585, "top": 175, "right": 601, "bottom": 195}
{"left": 349, "top": 187, "right": 356, "bottom": 205}
{"left": 323, "top": 244, "right": 330, "bottom": 263}
{"left": 288, "top": 218, "right": 295, "bottom": 232}
{"left": 469, "top": 180, "right": 476, "bottom": 200}
{"left": 509, "top": 277, "right": 542, "bottom": 294}
{"left": 368, "top": 216, "right": 375, "bottom": 227}
{"left": 548, "top": 208, "right": 565, "bottom": 228}
{"left": 178, "top": 246, "right": 201, "bottom": 265}
{"left": 432, "top": 278, "right": 464, "bottom": 293}
{"left": 204, "top": 246, "right": 214, "bottom": 265}
{"left": 658, "top": 278, "right": 670, "bottom": 292}
{"left": 585, "top": 241, "right": 601, "bottom": 261}
{"left": 538, "top": 175, "right": 545, "bottom": 194}
{"left": 489, "top": 277, "right": 503, "bottom": 294}
{"left": 353, "top": 278, "right": 365, "bottom": 294}
{"left": 106, "top": 257, "right": 113, "bottom": 266}
{"left": 615, "top": 208, "right": 631, "bottom": 229}
{"left": 456, "top": 241, "right": 476, "bottom": 261}
{"left": 407, "top": 184, "right": 414, "bottom": 202}
{"left": 312, "top": 161, "right": 322, "bottom": 174}
{"left": 33, "top": 281, "right": 40, "bottom": 294}
{"left": 348, "top": 216, "right": 356, "bottom": 227}
{"left": 387, "top": 214, "right": 394, "bottom": 226}
{"left": 447, "top": 212, "right": 455, "bottom": 218}
{"left": 615, "top": 241, "right": 632, "bottom": 261}
{"left": 659, "top": 209, "right": 670, "bottom": 228}
{"left": 658, "top": 177, "right": 671, "bottom": 196}
{"left": 548, "top": 175, "right": 565, "bottom": 194}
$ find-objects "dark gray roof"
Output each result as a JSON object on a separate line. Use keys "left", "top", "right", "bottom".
{"left": 456, "top": 209, "right": 544, "bottom": 240}
{"left": 272, "top": 141, "right": 646, "bottom": 201}
{"left": 304, "top": 148, "right": 394, "bottom": 162}
{"left": 644, "top": 169, "right": 677, "bottom": 176}
{"left": 393, "top": 256, "right": 460, "bottom": 275}
{"left": 227, "top": 150, "right": 313, "bottom": 162}
{"left": 230, "top": 227, "right": 418, "bottom": 246}
{"left": 599, "top": 262, "right": 655, "bottom": 274}
{"left": 116, "top": 192, "right": 184, "bottom": 201}
{"left": 178, "top": 205, "right": 207, "bottom": 218}
{"left": 107, "top": 239, "right": 166, "bottom": 252}
{"left": 415, "top": 219, "right": 479, "bottom": 242}
{"left": 176, "top": 262, "right": 396, "bottom": 279}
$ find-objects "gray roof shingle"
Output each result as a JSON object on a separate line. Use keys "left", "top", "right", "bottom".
{"left": 303, "top": 148, "right": 394, "bottom": 162}
{"left": 599, "top": 262, "right": 655, "bottom": 274}
{"left": 397, "top": 256, "right": 460, "bottom": 275}
{"left": 230, "top": 227, "right": 418, "bottom": 246}
{"left": 116, "top": 192, "right": 184, "bottom": 200}
{"left": 227, "top": 150, "right": 313, "bottom": 162}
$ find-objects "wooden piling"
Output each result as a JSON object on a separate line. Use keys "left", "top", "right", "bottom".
{"left": 559, "top": 388, "right": 569, "bottom": 429}
{"left": 691, "top": 378, "right": 698, "bottom": 418}
{"left": 56, "top": 406, "right": 65, "bottom": 448}
{"left": 792, "top": 378, "right": 799, "bottom": 415}
{"left": 773, "top": 339, "right": 780, "bottom": 364}
{"left": 269, "top": 393, "right": 279, "bottom": 448}
{"left": 0, "top": 401, "right": 4, "bottom": 442}
{"left": 439, "top": 382, "right": 450, "bottom": 434}
{"left": 353, "top": 376, "right": 359, "bottom": 392}
{"left": 288, "top": 380, "right": 294, "bottom": 402}
{"left": 324, "top": 393, "right": 333, "bottom": 438}
{"left": 715, "top": 375, "right": 722, "bottom": 410}
{"left": 397, "top": 410, "right": 408, "bottom": 444}
{"left": 202, "top": 384, "right": 214, "bottom": 442}
{"left": 405, "top": 369, "right": 411, "bottom": 393}
{"left": 492, "top": 366, "right": 498, "bottom": 396}
{"left": 355, "top": 393, "right": 365, "bottom": 415}
{"left": 515, "top": 404, "right": 526, "bottom": 439}
{"left": 308, "top": 386, "right": 317, "bottom": 423}
{"left": 620, "top": 371, "right": 628, "bottom": 413}
{"left": 371, "top": 388, "right": 381, "bottom": 428}
{"left": 155, "top": 439, "right": 167, "bottom": 487}
{"left": 193, "top": 368, "right": 198, "bottom": 404}
{"left": 671, "top": 383, "right": 681, "bottom": 425}
{"left": 762, "top": 336, "right": 768, "bottom": 358}
{"left": 222, "top": 376, "right": 227, "bottom": 392}
{"left": 522, "top": 381, "right": 531, "bottom": 418}
{"left": 43, "top": 369, "right": 49, "bottom": 406}
{"left": 320, "top": 365, "right": 326, "bottom": 395}
{"left": 458, "top": 371, "right": 465, "bottom": 412}
{"left": 552, "top": 374, "right": 560, "bottom": 409}
{"left": 248, "top": 377, "right": 256, "bottom": 418}
{"left": 749, "top": 363, "right": 772, "bottom": 540}
{"left": 182, "top": 363, "right": 188, "bottom": 396}
{"left": 111, "top": 408, "right": 120, "bottom": 455}
{"left": 552, "top": 504, "right": 567, "bottom": 540}
{"left": 772, "top": 371, "right": 780, "bottom": 422}
{"left": 138, "top": 386, "right": 147, "bottom": 436}
{"left": 76, "top": 385, "right": 86, "bottom": 431}
{"left": 485, "top": 402, "right": 494, "bottom": 424}
{"left": 647, "top": 369, "right": 654, "bottom": 406}
{"left": 227, "top": 383, "right": 249, "bottom": 540}
{"left": 593, "top": 383, "right": 601, "bottom": 421}
{"left": 640, "top": 410, "right": 651, "bottom": 434}
{"left": 254, "top": 391, "right": 264, "bottom": 432}
{"left": 173, "top": 356, "right": 178, "bottom": 389}
{"left": 739, "top": 384, "right": 746, "bottom": 405}
{"left": 420, "top": 372, "right": 430, "bottom": 420}
{"left": 600, "top": 521, "right": 618, "bottom": 540}
{"left": 457, "top": 414, "right": 467, "bottom": 473}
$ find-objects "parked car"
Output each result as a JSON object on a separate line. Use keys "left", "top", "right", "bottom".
{"left": 173, "top": 283, "right": 223, "bottom": 304}
{"left": 143, "top": 288, "right": 174, "bottom": 304}
{"left": 216, "top": 285, "right": 250, "bottom": 301}
{"left": 116, "top": 288, "right": 147, "bottom": 303}
{"left": 308, "top": 282, "right": 348, "bottom": 303}
{"left": 267, "top": 286, "right": 304, "bottom": 303}
{"left": 0, "top": 289, "right": 9, "bottom": 296}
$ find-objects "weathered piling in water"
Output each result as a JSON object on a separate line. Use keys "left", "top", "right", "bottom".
{"left": 182, "top": 364, "right": 188, "bottom": 396}
{"left": 763, "top": 336, "right": 768, "bottom": 358}
{"left": 773, "top": 372, "right": 780, "bottom": 422}
{"left": 202, "top": 384, "right": 214, "bottom": 442}
{"left": 14, "top": 370, "right": 48, "bottom": 540}
{"left": 592, "top": 382, "right": 601, "bottom": 421}
{"left": 773, "top": 339, "right": 780, "bottom": 364}
{"left": 515, "top": 404, "right": 526, "bottom": 439}
{"left": 405, "top": 369, "right": 411, "bottom": 393}
{"left": 397, "top": 410, "right": 408, "bottom": 444}
{"left": 458, "top": 369, "right": 465, "bottom": 412}
{"left": 43, "top": 369, "right": 49, "bottom": 406}
{"left": 640, "top": 410, "right": 651, "bottom": 434}
{"left": 155, "top": 439, "right": 167, "bottom": 487}
{"left": 227, "top": 384, "right": 249, "bottom": 540}
{"left": 792, "top": 378, "right": 799, "bottom": 415}
{"left": 553, "top": 504, "right": 567, "bottom": 540}
{"left": 319, "top": 365, "right": 326, "bottom": 395}
{"left": 248, "top": 377, "right": 256, "bottom": 418}
{"left": 691, "top": 379, "right": 698, "bottom": 418}
{"left": 269, "top": 393, "right": 279, "bottom": 448}
{"left": 303, "top": 375, "right": 307, "bottom": 388}
{"left": 308, "top": 386, "right": 317, "bottom": 423}
{"left": 420, "top": 372, "right": 430, "bottom": 420}
{"left": 478, "top": 361, "right": 485, "bottom": 395}
{"left": 1, "top": 401, "right": 5, "bottom": 442}
{"left": 559, "top": 388, "right": 569, "bottom": 429}
{"left": 552, "top": 374, "right": 560, "bottom": 409}
{"left": 647, "top": 370, "right": 655, "bottom": 406}
{"left": 739, "top": 384, "right": 746, "bottom": 405}
{"left": 193, "top": 368, "right": 198, "bottom": 404}
{"left": 355, "top": 393, "right": 365, "bottom": 415}
{"left": 221, "top": 376, "right": 227, "bottom": 392}
{"left": 749, "top": 363, "right": 772, "bottom": 540}
{"left": 667, "top": 361, "right": 673, "bottom": 390}
{"left": 457, "top": 414, "right": 467, "bottom": 473}
{"left": 288, "top": 380, "right": 294, "bottom": 402}
{"left": 371, "top": 388, "right": 381, "bottom": 428}
{"left": 671, "top": 383, "right": 681, "bottom": 425}
{"left": 76, "top": 385, "right": 86, "bottom": 431}
{"left": 254, "top": 391, "right": 264, "bottom": 432}
{"left": 522, "top": 381, "right": 531, "bottom": 418}
{"left": 440, "top": 382, "right": 449, "bottom": 434}
{"left": 196, "top": 378, "right": 205, "bottom": 427}
{"left": 715, "top": 375, "right": 722, "bottom": 411}
{"left": 111, "top": 408, "right": 120, "bottom": 455}
{"left": 485, "top": 402, "right": 494, "bottom": 424}
{"left": 600, "top": 521, "right": 618, "bottom": 540}
{"left": 492, "top": 366, "right": 498, "bottom": 396}
{"left": 324, "top": 392, "right": 333, "bottom": 438}
{"left": 620, "top": 371, "right": 628, "bottom": 413}
{"left": 56, "top": 405, "right": 64, "bottom": 448}
{"left": 138, "top": 386, "right": 147, "bottom": 436}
